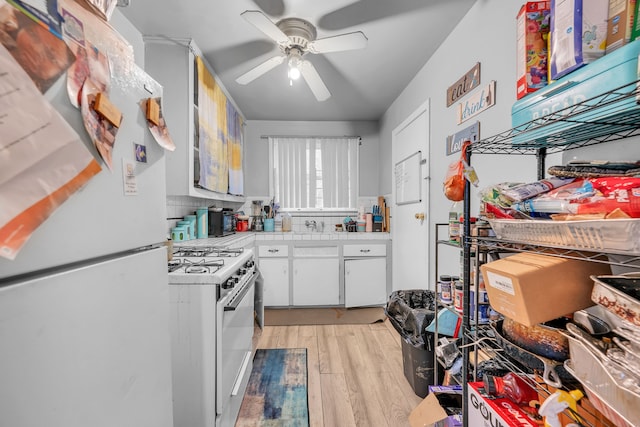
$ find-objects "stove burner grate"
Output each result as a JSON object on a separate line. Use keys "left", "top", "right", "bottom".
{"left": 172, "top": 246, "right": 244, "bottom": 258}
{"left": 168, "top": 257, "right": 225, "bottom": 274}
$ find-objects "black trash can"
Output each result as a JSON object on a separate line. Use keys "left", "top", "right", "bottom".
{"left": 385, "top": 289, "right": 442, "bottom": 398}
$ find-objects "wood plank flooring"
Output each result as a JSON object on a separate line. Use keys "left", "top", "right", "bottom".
{"left": 254, "top": 320, "right": 424, "bottom": 427}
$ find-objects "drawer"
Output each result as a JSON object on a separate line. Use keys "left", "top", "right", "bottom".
{"left": 258, "top": 245, "right": 289, "bottom": 257}
{"left": 343, "top": 244, "right": 386, "bottom": 257}
{"left": 293, "top": 246, "right": 338, "bottom": 257}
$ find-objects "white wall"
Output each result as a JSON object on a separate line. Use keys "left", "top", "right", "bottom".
{"left": 379, "top": 0, "right": 640, "bottom": 282}
{"left": 244, "top": 120, "right": 380, "bottom": 197}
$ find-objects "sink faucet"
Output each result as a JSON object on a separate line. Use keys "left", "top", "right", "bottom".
{"left": 305, "top": 220, "right": 317, "bottom": 231}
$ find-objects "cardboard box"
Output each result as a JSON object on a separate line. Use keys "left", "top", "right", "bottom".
{"left": 550, "top": 0, "right": 608, "bottom": 80}
{"left": 516, "top": 2, "right": 551, "bottom": 99}
{"left": 606, "top": 0, "right": 637, "bottom": 53}
{"left": 480, "top": 253, "right": 611, "bottom": 326}
{"left": 409, "top": 385, "right": 462, "bottom": 427}
{"left": 468, "top": 382, "right": 539, "bottom": 427}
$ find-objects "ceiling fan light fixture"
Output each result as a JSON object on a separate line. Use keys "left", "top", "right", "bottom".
{"left": 288, "top": 60, "right": 301, "bottom": 80}
{"left": 286, "top": 48, "right": 303, "bottom": 81}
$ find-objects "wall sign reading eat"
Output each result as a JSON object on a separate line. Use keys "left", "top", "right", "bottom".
{"left": 446, "top": 63, "right": 480, "bottom": 107}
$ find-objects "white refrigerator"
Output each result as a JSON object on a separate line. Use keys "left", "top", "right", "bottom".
{"left": 0, "top": 10, "right": 173, "bottom": 427}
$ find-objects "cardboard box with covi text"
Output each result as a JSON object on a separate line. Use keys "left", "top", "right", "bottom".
{"left": 480, "top": 253, "right": 611, "bottom": 326}
{"left": 468, "top": 382, "right": 539, "bottom": 427}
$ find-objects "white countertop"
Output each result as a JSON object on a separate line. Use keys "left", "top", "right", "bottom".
{"left": 174, "top": 231, "right": 390, "bottom": 249}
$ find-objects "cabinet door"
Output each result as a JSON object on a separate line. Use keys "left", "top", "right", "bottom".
{"left": 344, "top": 258, "right": 387, "bottom": 307}
{"left": 292, "top": 258, "right": 339, "bottom": 306}
{"left": 259, "top": 258, "right": 289, "bottom": 306}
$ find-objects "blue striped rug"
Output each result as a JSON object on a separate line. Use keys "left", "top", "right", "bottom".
{"left": 236, "top": 348, "right": 309, "bottom": 427}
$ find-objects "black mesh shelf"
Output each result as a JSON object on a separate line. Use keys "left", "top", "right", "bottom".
{"left": 469, "top": 79, "right": 640, "bottom": 155}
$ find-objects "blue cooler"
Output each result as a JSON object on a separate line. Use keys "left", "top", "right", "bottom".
{"left": 511, "top": 39, "right": 640, "bottom": 146}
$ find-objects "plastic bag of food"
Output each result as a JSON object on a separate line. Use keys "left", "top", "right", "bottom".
{"left": 443, "top": 141, "right": 471, "bottom": 202}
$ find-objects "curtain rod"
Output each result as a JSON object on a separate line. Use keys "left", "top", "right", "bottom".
{"left": 260, "top": 135, "right": 361, "bottom": 140}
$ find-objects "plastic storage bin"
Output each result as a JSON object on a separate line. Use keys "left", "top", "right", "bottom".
{"left": 511, "top": 39, "right": 640, "bottom": 146}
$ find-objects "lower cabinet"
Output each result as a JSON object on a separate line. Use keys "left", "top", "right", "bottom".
{"left": 257, "top": 240, "right": 389, "bottom": 307}
{"left": 292, "top": 245, "right": 340, "bottom": 305}
{"left": 258, "top": 245, "right": 289, "bottom": 307}
{"left": 344, "top": 244, "right": 388, "bottom": 307}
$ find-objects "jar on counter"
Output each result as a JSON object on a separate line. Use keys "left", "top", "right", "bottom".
{"left": 196, "top": 208, "right": 208, "bottom": 238}
{"left": 282, "top": 213, "right": 292, "bottom": 232}
{"left": 184, "top": 215, "right": 197, "bottom": 238}
{"left": 177, "top": 220, "right": 192, "bottom": 240}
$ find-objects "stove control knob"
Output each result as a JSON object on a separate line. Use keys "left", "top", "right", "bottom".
{"left": 239, "top": 268, "right": 247, "bottom": 275}
{"left": 222, "top": 278, "right": 235, "bottom": 289}
{"left": 245, "top": 260, "right": 254, "bottom": 268}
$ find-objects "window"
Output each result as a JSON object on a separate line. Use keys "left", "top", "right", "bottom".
{"left": 269, "top": 136, "right": 359, "bottom": 210}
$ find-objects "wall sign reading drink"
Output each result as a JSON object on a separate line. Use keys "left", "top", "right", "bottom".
{"left": 446, "top": 63, "right": 481, "bottom": 107}
{"left": 456, "top": 81, "right": 496, "bottom": 125}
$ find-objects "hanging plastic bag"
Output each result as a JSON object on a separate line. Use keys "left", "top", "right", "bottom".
{"left": 443, "top": 141, "right": 471, "bottom": 201}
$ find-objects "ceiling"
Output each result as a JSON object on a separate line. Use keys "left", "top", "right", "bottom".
{"left": 121, "top": 0, "right": 476, "bottom": 121}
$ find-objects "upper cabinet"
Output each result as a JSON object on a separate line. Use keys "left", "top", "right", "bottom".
{"left": 144, "top": 38, "right": 245, "bottom": 202}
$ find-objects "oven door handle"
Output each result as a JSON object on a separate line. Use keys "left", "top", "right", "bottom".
{"left": 224, "top": 272, "right": 257, "bottom": 311}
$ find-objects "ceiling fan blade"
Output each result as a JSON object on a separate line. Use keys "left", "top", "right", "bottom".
{"left": 236, "top": 55, "right": 285, "bottom": 85}
{"left": 251, "top": 0, "right": 285, "bottom": 16}
{"left": 241, "top": 10, "right": 290, "bottom": 45}
{"left": 299, "top": 60, "right": 330, "bottom": 101}
{"left": 308, "top": 31, "right": 368, "bottom": 54}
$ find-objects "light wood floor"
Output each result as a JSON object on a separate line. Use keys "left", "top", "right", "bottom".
{"left": 254, "top": 320, "right": 424, "bottom": 427}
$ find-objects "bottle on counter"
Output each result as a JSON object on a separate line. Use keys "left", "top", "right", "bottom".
{"left": 282, "top": 213, "right": 292, "bottom": 232}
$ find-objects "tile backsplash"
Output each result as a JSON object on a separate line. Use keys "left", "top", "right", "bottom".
{"left": 167, "top": 195, "right": 386, "bottom": 237}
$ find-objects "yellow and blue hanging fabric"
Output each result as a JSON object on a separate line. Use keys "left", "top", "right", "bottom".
{"left": 227, "top": 103, "right": 244, "bottom": 195}
{"left": 196, "top": 56, "right": 228, "bottom": 193}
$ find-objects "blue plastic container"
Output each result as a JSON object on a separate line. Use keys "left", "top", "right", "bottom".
{"left": 512, "top": 39, "right": 640, "bottom": 146}
{"left": 196, "top": 208, "right": 208, "bottom": 238}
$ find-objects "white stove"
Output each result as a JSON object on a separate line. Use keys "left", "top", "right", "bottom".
{"left": 167, "top": 244, "right": 257, "bottom": 427}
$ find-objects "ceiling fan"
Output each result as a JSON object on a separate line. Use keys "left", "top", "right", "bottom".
{"left": 235, "top": 10, "right": 368, "bottom": 101}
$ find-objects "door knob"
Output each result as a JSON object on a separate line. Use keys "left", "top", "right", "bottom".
{"left": 415, "top": 213, "right": 425, "bottom": 221}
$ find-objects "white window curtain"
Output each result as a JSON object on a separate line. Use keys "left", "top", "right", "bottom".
{"left": 269, "top": 136, "right": 359, "bottom": 209}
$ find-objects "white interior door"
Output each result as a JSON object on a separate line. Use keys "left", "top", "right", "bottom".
{"left": 392, "top": 100, "right": 430, "bottom": 292}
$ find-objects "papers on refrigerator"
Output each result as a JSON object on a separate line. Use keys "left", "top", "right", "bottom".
{"left": 0, "top": 43, "right": 101, "bottom": 260}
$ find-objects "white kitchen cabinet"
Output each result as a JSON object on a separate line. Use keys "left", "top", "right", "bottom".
{"left": 144, "top": 38, "right": 243, "bottom": 202}
{"left": 344, "top": 244, "right": 388, "bottom": 307}
{"left": 292, "top": 246, "right": 339, "bottom": 306}
{"left": 258, "top": 245, "right": 289, "bottom": 306}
